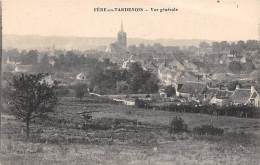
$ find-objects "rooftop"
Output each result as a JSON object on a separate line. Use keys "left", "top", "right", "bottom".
{"left": 178, "top": 82, "right": 207, "bottom": 95}
{"left": 230, "top": 88, "right": 251, "bottom": 104}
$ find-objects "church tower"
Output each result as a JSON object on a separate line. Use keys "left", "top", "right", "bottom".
{"left": 117, "top": 21, "right": 127, "bottom": 49}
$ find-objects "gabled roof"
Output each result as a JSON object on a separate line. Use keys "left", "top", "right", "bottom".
{"left": 77, "top": 72, "right": 87, "bottom": 76}
{"left": 230, "top": 89, "right": 251, "bottom": 104}
{"left": 255, "top": 86, "right": 260, "bottom": 93}
{"left": 178, "top": 82, "right": 207, "bottom": 95}
{"left": 215, "top": 90, "right": 234, "bottom": 99}
{"left": 204, "top": 87, "right": 219, "bottom": 95}
{"left": 204, "top": 87, "right": 234, "bottom": 100}
{"left": 251, "top": 92, "right": 258, "bottom": 98}
{"left": 177, "top": 72, "right": 198, "bottom": 83}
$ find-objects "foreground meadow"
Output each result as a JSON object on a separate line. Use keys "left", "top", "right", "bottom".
{"left": 0, "top": 96, "right": 260, "bottom": 165}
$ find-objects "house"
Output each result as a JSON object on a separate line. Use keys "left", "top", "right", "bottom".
{"left": 159, "top": 89, "right": 167, "bottom": 98}
{"left": 210, "top": 96, "right": 228, "bottom": 106}
{"left": 122, "top": 99, "right": 135, "bottom": 106}
{"left": 6, "top": 56, "right": 18, "bottom": 65}
{"left": 158, "top": 66, "right": 180, "bottom": 86}
{"left": 176, "top": 81, "right": 207, "bottom": 99}
{"left": 230, "top": 85, "right": 260, "bottom": 107}
{"left": 240, "top": 56, "right": 247, "bottom": 63}
{"left": 122, "top": 55, "right": 136, "bottom": 69}
{"left": 40, "top": 75, "right": 55, "bottom": 86}
{"left": 183, "top": 60, "right": 198, "bottom": 72}
{"left": 48, "top": 57, "right": 56, "bottom": 66}
{"left": 203, "top": 87, "right": 219, "bottom": 101}
{"left": 175, "top": 80, "right": 260, "bottom": 108}
{"left": 76, "top": 72, "right": 88, "bottom": 81}
{"left": 168, "top": 60, "right": 185, "bottom": 71}
{"left": 112, "top": 98, "right": 135, "bottom": 106}
{"left": 63, "top": 72, "right": 75, "bottom": 80}
{"left": 208, "top": 90, "right": 233, "bottom": 106}
{"left": 177, "top": 71, "right": 200, "bottom": 83}
{"left": 158, "top": 66, "right": 198, "bottom": 86}
{"left": 14, "top": 64, "right": 33, "bottom": 73}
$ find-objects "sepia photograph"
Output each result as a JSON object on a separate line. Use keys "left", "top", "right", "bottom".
{"left": 0, "top": 0, "right": 260, "bottom": 164}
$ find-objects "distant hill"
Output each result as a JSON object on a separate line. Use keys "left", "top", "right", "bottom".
{"left": 3, "top": 34, "right": 211, "bottom": 51}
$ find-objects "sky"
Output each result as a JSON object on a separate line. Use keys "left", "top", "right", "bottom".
{"left": 2, "top": 0, "right": 260, "bottom": 41}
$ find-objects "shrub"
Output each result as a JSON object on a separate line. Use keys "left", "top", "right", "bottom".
{"left": 193, "top": 124, "right": 224, "bottom": 136}
{"left": 169, "top": 116, "right": 188, "bottom": 134}
{"left": 74, "top": 83, "right": 88, "bottom": 100}
{"left": 135, "top": 98, "right": 150, "bottom": 109}
{"left": 223, "top": 132, "right": 258, "bottom": 146}
{"left": 56, "top": 87, "right": 70, "bottom": 96}
{"left": 164, "top": 85, "right": 176, "bottom": 97}
{"left": 135, "top": 98, "right": 146, "bottom": 108}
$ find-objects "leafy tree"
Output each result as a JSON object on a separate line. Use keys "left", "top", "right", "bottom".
{"left": 116, "top": 81, "right": 129, "bottom": 93}
{"left": 234, "top": 40, "right": 246, "bottom": 55}
{"left": 199, "top": 42, "right": 210, "bottom": 50}
{"left": 35, "top": 54, "right": 52, "bottom": 73}
{"left": 143, "top": 73, "right": 159, "bottom": 93}
{"left": 127, "top": 62, "right": 159, "bottom": 94}
{"left": 74, "top": 83, "right": 88, "bottom": 101}
{"left": 164, "top": 85, "right": 176, "bottom": 97}
{"left": 169, "top": 116, "right": 188, "bottom": 134}
{"left": 229, "top": 61, "right": 242, "bottom": 73}
{"left": 6, "top": 49, "right": 20, "bottom": 61}
{"left": 9, "top": 73, "right": 58, "bottom": 138}
{"left": 127, "top": 62, "right": 145, "bottom": 93}
{"left": 227, "top": 81, "right": 240, "bottom": 91}
{"left": 245, "top": 40, "right": 259, "bottom": 51}
{"left": 219, "top": 41, "right": 230, "bottom": 51}
{"left": 21, "top": 50, "right": 39, "bottom": 65}
{"left": 212, "top": 42, "right": 221, "bottom": 52}
{"left": 242, "top": 58, "right": 255, "bottom": 72}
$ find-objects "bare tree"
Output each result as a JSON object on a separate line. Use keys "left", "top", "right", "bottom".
{"left": 9, "top": 73, "right": 58, "bottom": 138}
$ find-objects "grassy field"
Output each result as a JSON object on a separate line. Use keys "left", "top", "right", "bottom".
{"left": 0, "top": 96, "right": 260, "bottom": 165}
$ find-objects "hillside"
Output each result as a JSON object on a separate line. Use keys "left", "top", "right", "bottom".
{"left": 1, "top": 95, "right": 260, "bottom": 165}
{"left": 3, "top": 34, "right": 210, "bottom": 51}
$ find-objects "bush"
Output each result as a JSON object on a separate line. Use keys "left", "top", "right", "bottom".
{"left": 193, "top": 125, "right": 224, "bottom": 136}
{"left": 74, "top": 83, "right": 88, "bottom": 100}
{"left": 135, "top": 98, "right": 149, "bottom": 108}
{"left": 56, "top": 87, "right": 70, "bottom": 96}
{"left": 164, "top": 85, "right": 176, "bottom": 97}
{"left": 223, "top": 132, "right": 258, "bottom": 146}
{"left": 169, "top": 116, "right": 188, "bottom": 134}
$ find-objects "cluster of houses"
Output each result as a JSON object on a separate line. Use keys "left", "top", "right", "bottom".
{"left": 5, "top": 56, "right": 56, "bottom": 73}
{"left": 173, "top": 81, "right": 260, "bottom": 107}
{"left": 100, "top": 80, "right": 260, "bottom": 109}
{"left": 155, "top": 53, "right": 260, "bottom": 108}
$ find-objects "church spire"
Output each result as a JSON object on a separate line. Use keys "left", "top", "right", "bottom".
{"left": 121, "top": 20, "right": 124, "bottom": 32}
{"left": 117, "top": 19, "right": 127, "bottom": 48}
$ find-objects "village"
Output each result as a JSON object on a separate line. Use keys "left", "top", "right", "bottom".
{"left": 1, "top": 1, "right": 260, "bottom": 164}
{"left": 2, "top": 22, "right": 260, "bottom": 113}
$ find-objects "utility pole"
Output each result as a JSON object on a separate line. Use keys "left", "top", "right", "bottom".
{"left": 0, "top": 0, "right": 3, "bottom": 150}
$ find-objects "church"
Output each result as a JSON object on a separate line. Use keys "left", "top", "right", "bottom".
{"left": 106, "top": 21, "right": 128, "bottom": 55}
